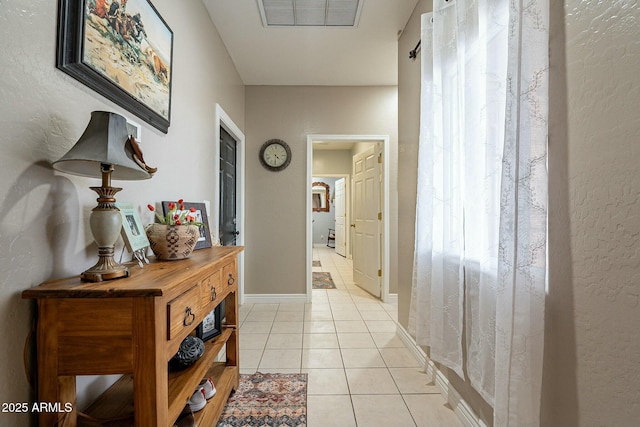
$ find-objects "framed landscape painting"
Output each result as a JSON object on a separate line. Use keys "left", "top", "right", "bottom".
{"left": 57, "top": 0, "right": 173, "bottom": 133}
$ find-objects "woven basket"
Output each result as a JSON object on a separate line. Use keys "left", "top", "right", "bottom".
{"left": 145, "top": 224, "right": 199, "bottom": 260}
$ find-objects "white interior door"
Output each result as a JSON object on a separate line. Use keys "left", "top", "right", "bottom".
{"left": 334, "top": 178, "right": 346, "bottom": 257}
{"left": 352, "top": 145, "right": 381, "bottom": 297}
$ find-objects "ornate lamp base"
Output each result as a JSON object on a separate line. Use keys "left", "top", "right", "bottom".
{"left": 81, "top": 255, "right": 129, "bottom": 282}
{"left": 80, "top": 164, "right": 130, "bottom": 282}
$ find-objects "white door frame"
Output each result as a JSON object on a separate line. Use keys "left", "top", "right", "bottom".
{"left": 214, "top": 104, "right": 245, "bottom": 305}
{"left": 306, "top": 134, "right": 391, "bottom": 303}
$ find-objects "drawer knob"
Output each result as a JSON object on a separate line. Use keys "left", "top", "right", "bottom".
{"left": 210, "top": 286, "right": 217, "bottom": 301}
{"left": 183, "top": 306, "right": 196, "bottom": 326}
{"left": 227, "top": 274, "right": 235, "bottom": 286}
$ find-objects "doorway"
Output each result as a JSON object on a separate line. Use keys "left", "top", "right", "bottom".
{"left": 311, "top": 176, "right": 348, "bottom": 255}
{"left": 214, "top": 104, "right": 245, "bottom": 304}
{"left": 306, "top": 134, "right": 391, "bottom": 303}
{"left": 219, "top": 127, "right": 238, "bottom": 246}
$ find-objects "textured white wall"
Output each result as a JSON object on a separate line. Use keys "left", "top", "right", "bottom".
{"left": 0, "top": 1, "right": 243, "bottom": 423}
{"left": 543, "top": 1, "right": 640, "bottom": 425}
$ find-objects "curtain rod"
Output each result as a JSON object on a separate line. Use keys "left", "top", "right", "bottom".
{"left": 409, "top": 40, "right": 421, "bottom": 60}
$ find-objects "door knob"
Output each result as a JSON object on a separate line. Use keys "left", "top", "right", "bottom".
{"left": 350, "top": 224, "right": 356, "bottom": 228}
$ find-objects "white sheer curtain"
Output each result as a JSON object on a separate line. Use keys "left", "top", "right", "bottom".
{"left": 410, "top": 0, "right": 548, "bottom": 425}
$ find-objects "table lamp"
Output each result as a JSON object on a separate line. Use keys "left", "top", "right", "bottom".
{"left": 53, "top": 111, "right": 152, "bottom": 282}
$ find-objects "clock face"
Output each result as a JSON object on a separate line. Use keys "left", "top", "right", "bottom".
{"left": 264, "top": 144, "right": 287, "bottom": 167}
{"left": 260, "top": 139, "right": 292, "bottom": 171}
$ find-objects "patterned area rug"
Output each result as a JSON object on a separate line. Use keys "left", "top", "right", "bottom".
{"left": 217, "top": 372, "right": 307, "bottom": 427}
{"left": 312, "top": 260, "right": 321, "bottom": 267}
{"left": 312, "top": 272, "right": 336, "bottom": 289}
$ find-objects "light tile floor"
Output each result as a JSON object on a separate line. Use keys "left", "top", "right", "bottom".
{"left": 237, "top": 244, "right": 464, "bottom": 427}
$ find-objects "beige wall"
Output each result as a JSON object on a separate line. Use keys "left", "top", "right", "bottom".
{"left": 312, "top": 150, "right": 352, "bottom": 175}
{"left": 0, "top": 1, "right": 244, "bottom": 423}
{"left": 398, "top": 0, "right": 640, "bottom": 425}
{"left": 397, "top": 0, "right": 431, "bottom": 329}
{"left": 244, "top": 86, "right": 398, "bottom": 296}
{"left": 542, "top": 1, "right": 640, "bottom": 425}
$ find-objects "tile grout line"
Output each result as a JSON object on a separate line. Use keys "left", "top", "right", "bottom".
{"left": 244, "top": 245, "right": 455, "bottom": 426}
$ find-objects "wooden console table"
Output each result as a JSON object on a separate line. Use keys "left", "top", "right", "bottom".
{"left": 22, "top": 246, "right": 243, "bottom": 427}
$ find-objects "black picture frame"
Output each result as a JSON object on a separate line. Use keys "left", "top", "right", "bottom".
{"left": 196, "top": 304, "right": 222, "bottom": 341}
{"left": 161, "top": 201, "right": 212, "bottom": 250}
{"left": 57, "top": 0, "right": 173, "bottom": 133}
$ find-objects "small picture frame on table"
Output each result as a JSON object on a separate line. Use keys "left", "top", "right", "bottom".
{"left": 161, "top": 201, "right": 212, "bottom": 249}
{"left": 196, "top": 304, "right": 222, "bottom": 341}
{"left": 115, "top": 202, "right": 150, "bottom": 266}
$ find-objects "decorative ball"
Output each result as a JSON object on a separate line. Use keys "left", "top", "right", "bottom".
{"left": 171, "top": 336, "right": 205, "bottom": 369}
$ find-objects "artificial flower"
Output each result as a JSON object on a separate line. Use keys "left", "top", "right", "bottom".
{"left": 147, "top": 201, "right": 205, "bottom": 227}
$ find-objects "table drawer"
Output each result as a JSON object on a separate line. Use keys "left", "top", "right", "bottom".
{"left": 167, "top": 284, "right": 200, "bottom": 340}
{"left": 222, "top": 260, "right": 237, "bottom": 289}
{"left": 200, "top": 271, "right": 224, "bottom": 313}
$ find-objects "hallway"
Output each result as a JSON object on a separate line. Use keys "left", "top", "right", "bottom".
{"left": 237, "top": 245, "right": 464, "bottom": 427}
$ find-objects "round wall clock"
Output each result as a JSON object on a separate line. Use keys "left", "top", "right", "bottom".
{"left": 259, "top": 139, "right": 292, "bottom": 171}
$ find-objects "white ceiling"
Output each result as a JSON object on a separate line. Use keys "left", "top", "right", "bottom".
{"left": 202, "top": 0, "right": 419, "bottom": 86}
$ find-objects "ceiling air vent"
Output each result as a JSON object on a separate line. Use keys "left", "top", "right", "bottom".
{"left": 258, "top": 0, "right": 363, "bottom": 27}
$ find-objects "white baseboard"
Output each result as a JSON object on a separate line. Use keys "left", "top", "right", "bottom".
{"left": 384, "top": 292, "right": 398, "bottom": 305}
{"left": 396, "top": 324, "right": 488, "bottom": 427}
{"left": 242, "top": 294, "right": 308, "bottom": 305}
{"left": 396, "top": 322, "right": 427, "bottom": 367}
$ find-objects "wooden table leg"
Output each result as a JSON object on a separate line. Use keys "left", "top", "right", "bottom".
{"left": 132, "top": 298, "right": 168, "bottom": 426}
{"left": 36, "top": 301, "right": 77, "bottom": 427}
